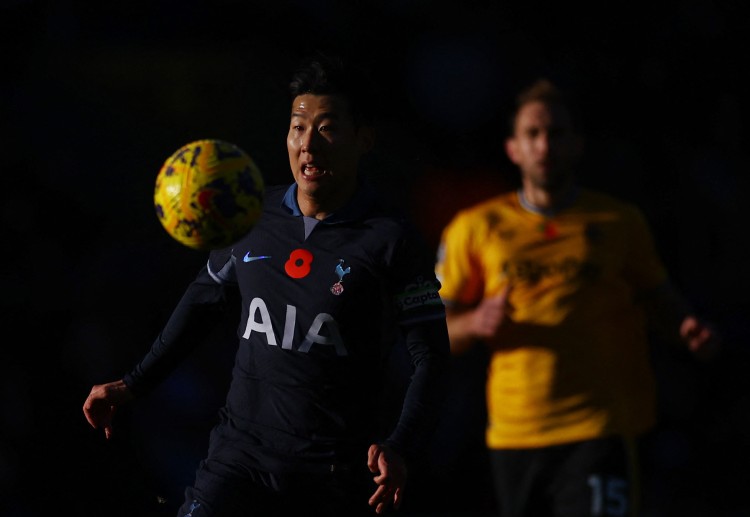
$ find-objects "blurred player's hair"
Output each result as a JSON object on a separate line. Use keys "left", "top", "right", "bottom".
{"left": 508, "top": 78, "right": 584, "bottom": 135}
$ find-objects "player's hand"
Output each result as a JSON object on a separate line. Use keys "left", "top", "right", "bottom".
{"left": 82, "top": 379, "right": 134, "bottom": 439}
{"left": 367, "top": 443, "right": 407, "bottom": 514}
{"left": 470, "top": 283, "right": 513, "bottom": 340}
{"left": 680, "top": 316, "right": 721, "bottom": 361}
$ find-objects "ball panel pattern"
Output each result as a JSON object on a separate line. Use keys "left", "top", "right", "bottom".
{"left": 154, "top": 139, "right": 264, "bottom": 250}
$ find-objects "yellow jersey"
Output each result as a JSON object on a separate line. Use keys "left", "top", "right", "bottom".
{"left": 435, "top": 188, "right": 668, "bottom": 448}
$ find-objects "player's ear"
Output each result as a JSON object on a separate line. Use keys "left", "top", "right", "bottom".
{"left": 505, "top": 137, "right": 519, "bottom": 164}
{"left": 356, "top": 126, "right": 375, "bottom": 154}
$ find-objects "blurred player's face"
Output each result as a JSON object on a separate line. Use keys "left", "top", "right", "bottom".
{"left": 505, "top": 101, "right": 582, "bottom": 194}
{"left": 287, "top": 94, "right": 372, "bottom": 212}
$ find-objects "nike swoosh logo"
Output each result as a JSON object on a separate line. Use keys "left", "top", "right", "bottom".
{"left": 243, "top": 252, "right": 271, "bottom": 263}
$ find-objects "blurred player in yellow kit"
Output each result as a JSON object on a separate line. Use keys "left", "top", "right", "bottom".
{"left": 435, "top": 78, "right": 720, "bottom": 517}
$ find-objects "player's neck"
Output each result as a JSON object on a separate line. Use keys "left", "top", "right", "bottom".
{"left": 298, "top": 197, "right": 333, "bottom": 220}
{"left": 297, "top": 183, "right": 356, "bottom": 221}
{"left": 520, "top": 183, "right": 579, "bottom": 216}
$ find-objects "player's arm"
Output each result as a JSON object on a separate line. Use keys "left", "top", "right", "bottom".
{"left": 445, "top": 283, "right": 513, "bottom": 355}
{"left": 445, "top": 305, "right": 481, "bottom": 355}
{"left": 385, "top": 316, "right": 450, "bottom": 457}
{"left": 624, "top": 205, "right": 720, "bottom": 360}
{"left": 371, "top": 316, "right": 450, "bottom": 513}
{"left": 83, "top": 253, "right": 237, "bottom": 438}
{"left": 436, "top": 209, "right": 513, "bottom": 355}
{"left": 639, "top": 281, "right": 720, "bottom": 361}
{"left": 124, "top": 257, "right": 237, "bottom": 396}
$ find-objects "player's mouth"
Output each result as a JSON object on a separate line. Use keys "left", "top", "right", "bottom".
{"left": 302, "top": 163, "right": 329, "bottom": 178}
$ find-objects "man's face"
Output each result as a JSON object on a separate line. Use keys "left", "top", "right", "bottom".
{"left": 505, "top": 100, "right": 582, "bottom": 192}
{"left": 287, "top": 93, "right": 371, "bottom": 203}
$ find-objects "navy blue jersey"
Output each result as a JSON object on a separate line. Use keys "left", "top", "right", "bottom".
{"left": 125, "top": 183, "right": 449, "bottom": 473}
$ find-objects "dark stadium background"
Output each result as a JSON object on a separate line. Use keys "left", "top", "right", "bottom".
{"left": 2, "top": 1, "right": 748, "bottom": 515}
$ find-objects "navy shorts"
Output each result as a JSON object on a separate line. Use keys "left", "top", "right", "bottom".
{"left": 175, "top": 458, "right": 378, "bottom": 517}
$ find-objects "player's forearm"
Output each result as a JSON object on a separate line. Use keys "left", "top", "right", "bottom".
{"left": 125, "top": 267, "right": 232, "bottom": 396}
{"left": 386, "top": 319, "right": 450, "bottom": 461}
{"left": 445, "top": 309, "right": 481, "bottom": 354}
{"left": 640, "top": 281, "right": 693, "bottom": 344}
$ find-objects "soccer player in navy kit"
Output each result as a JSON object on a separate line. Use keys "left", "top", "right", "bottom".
{"left": 83, "top": 53, "right": 450, "bottom": 516}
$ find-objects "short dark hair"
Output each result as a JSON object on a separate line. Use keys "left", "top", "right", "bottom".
{"left": 508, "top": 78, "right": 582, "bottom": 135}
{"left": 288, "top": 51, "right": 374, "bottom": 128}
{"left": 516, "top": 78, "right": 565, "bottom": 109}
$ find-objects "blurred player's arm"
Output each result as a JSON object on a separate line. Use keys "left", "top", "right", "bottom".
{"left": 445, "top": 284, "right": 513, "bottom": 355}
{"left": 639, "top": 281, "right": 720, "bottom": 361}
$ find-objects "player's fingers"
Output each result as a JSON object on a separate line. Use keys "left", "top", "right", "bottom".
{"left": 392, "top": 487, "right": 403, "bottom": 509}
{"left": 83, "top": 400, "right": 104, "bottom": 429}
{"left": 367, "top": 444, "right": 380, "bottom": 472}
{"left": 691, "top": 332, "right": 720, "bottom": 361}
{"left": 499, "top": 283, "right": 516, "bottom": 314}
{"left": 372, "top": 472, "right": 388, "bottom": 486}
{"left": 375, "top": 487, "right": 400, "bottom": 515}
{"left": 82, "top": 406, "right": 95, "bottom": 427}
{"left": 369, "top": 484, "right": 387, "bottom": 506}
{"left": 371, "top": 489, "right": 394, "bottom": 514}
{"left": 680, "top": 316, "right": 704, "bottom": 340}
{"left": 499, "top": 282, "right": 512, "bottom": 298}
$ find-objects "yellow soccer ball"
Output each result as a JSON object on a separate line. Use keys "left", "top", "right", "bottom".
{"left": 154, "top": 139, "right": 264, "bottom": 250}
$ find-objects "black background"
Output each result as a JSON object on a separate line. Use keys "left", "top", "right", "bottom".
{"left": 2, "top": 1, "right": 748, "bottom": 515}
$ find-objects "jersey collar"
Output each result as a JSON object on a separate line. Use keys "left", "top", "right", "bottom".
{"left": 281, "top": 183, "right": 376, "bottom": 224}
{"left": 517, "top": 186, "right": 580, "bottom": 217}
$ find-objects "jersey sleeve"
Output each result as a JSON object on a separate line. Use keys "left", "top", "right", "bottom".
{"left": 382, "top": 222, "right": 450, "bottom": 461}
{"left": 383, "top": 317, "right": 449, "bottom": 461}
{"left": 389, "top": 222, "right": 446, "bottom": 325}
{"left": 123, "top": 259, "right": 238, "bottom": 396}
{"left": 435, "top": 209, "right": 484, "bottom": 307}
